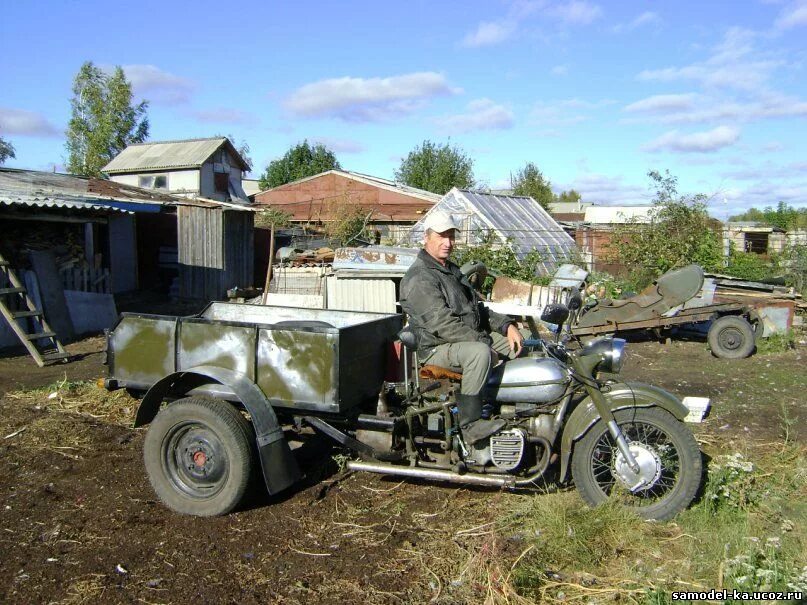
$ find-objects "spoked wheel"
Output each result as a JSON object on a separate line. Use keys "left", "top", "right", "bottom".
{"left": 144, "top": 397, "right": 254, "bottom": 516}
{"left": 571, "top": 407, "right": 702, "bottom": 521}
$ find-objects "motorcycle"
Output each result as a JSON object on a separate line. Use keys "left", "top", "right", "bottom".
{"left": 348, "top": 299, "right": 703, "bottom": 522}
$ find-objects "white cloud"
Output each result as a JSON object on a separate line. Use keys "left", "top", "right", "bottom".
{"left": 562, "top": 172, "right": 649, "bottom": 205}
{"left": 547, "top": 1, "right": 603, "bottom": 25}
{"left": 551, "top": 65, "right": 568, "bottom": 76}
{"left": 713, "top": 181, "right": 807, "bottom": 217}
{"left": 775, "top": 1, "right": 807, "bottom": 29}
{"left": 462, "top": 20, "right": 516, "bottom": 47}
{"left": 637, "top": 28, "right": 780, "bottom": 92}
{"left": 612, "top": 11, "right": 660, "bottom": 33}
{"left": 122, "top": 64, "right": 196, "bottom": 105}
{"left": 529, "top": 98, "right": 611, "bottom": 127}
{"left": 311, "top": 137, "right": 366, "bottom": 154}
{"left": 720, "top": 160, "right": 807, "bottom": 181}
{"left": 623, "top": 91, "right": 807, "bottom": 125}
{"left": 285, "top": 72, "right": 460, "bottom": 122}
{"left": 188, "top": 108, "right": 258, "bottom": 125}
{"left": 460, "top": 0, "right": 602, "bottom": 49}
{"left": 439, "top": 99, "right": 514, "bottom": 134}
{"left": 0, "top": 108, "right": 60, "bottom": 137}
{"left": 624, "top": 94, "right": 699, "bottom": 114}
{"left": 644, "top": 125, "right": 741, "bottom": 153}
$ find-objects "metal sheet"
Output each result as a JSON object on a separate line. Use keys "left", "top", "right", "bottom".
{"left": 326, "top": 277, "right": 398, "bottom": 313}
{"left": 333, "top": 246, "right": 418, "bottom": 273}
{"left": 257, "top": 328, "right": 338, "bottom": 410}
{"left": 110, "top": 316, "right": 177, "bottom": 386}
{"left": 177, "top": 320, "right": 256, "bottom": 379}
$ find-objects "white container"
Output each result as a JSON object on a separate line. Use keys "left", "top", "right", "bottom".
{"left": 682, "top": 396, "right": 711, "bottom": 423}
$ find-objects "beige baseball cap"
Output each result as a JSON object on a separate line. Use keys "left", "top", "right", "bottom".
{"left": 423, "top": 210, "right": 460, "bottom": 233}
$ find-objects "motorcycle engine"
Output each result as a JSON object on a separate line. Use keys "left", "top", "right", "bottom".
{"left": 490, "top": 429, "right": 527, "bottom": 471}
{"left": 469, "top": 429, "right": 527, "bottom": 472}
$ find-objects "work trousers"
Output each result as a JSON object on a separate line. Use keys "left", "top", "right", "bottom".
{"left": 420, "top": 332, "right": 519, "bottom": 396}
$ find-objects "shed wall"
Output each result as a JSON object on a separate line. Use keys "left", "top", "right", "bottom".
{"left": 177, "top": 207, "right": 253, "bottom": 300}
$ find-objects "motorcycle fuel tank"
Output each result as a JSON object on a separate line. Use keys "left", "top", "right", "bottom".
{"left": 485, "top": 357, "right": 569, "bottom": 403}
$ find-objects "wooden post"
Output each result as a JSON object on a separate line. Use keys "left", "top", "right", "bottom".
{"left": 262, "top": 223, "right": 276, "bottom": 305}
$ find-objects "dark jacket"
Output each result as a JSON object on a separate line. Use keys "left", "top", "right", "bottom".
{"left": 400, "top": 250, "right": 512, "bottom": 356}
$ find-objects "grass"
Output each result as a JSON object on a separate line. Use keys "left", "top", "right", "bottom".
{"left": 756, "top": 330, "right": 799, "bottom": 355}
{"left": 500, "top": 441, "right": 807, "bottom": 604}
{"left": 5, "top": 375, "right": 138, "bottom": 426}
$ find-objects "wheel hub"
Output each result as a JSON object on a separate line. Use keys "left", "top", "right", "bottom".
{"left": 719, "top": 327, "right": 743, "bottom": 350}
{"left": 613, "top": 443, "right": 662, "bottom": 492}
{"left": 192, "top": 450, "right": 207, "bottom": 467}
{"left": 170, "top": 427, "right": 227, "bottom": 489}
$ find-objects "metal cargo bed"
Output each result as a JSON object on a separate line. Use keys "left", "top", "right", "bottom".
{"left": 107, "top": 302, "right": 403, "bottom": 413}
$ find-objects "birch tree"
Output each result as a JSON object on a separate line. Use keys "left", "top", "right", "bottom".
{"left": 65, "top": 62, "right": 149, "bottom": 176}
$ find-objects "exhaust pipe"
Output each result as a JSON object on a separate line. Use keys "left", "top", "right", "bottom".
{"left": 347, "top": 460, "right": 520, "bottom": 487}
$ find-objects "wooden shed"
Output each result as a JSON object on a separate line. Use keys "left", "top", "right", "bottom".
{"left": 177, "top": 202, "right": 254, "bottom": 300}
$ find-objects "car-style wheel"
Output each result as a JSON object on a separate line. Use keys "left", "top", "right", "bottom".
{"left": 708, "top": 315, "right": 755, "bottom": 359}
{"left": 571, "top": 407, "right": 702, "bottom": 521}
{"left": 144, "top": 397, "right": 254, "bottom": 516}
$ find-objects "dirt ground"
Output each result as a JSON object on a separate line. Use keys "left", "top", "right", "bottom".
{"left": 0, "top": 336, "right": 804, "bottom": 604}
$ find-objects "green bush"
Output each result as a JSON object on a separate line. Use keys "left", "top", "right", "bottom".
{"left": 724, "top": 248, "right": 776, "bottom": 282}
{"left": 451, "top": 231, "right": 557, "bottom": 290}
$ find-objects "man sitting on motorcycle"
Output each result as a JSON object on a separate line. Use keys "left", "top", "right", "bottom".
{"left": 400, "top": 210, "right": 525, "bottom": 444}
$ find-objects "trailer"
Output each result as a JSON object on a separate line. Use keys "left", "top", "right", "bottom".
{"left": 570, "top": 265, "right": 759, "bottom": 359}
{"left": 104, "top": 302, "right": 403, "bottom": 515}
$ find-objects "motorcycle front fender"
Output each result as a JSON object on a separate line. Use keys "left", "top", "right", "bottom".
{"left": 558, "top": 382, "right": 688, "bottom": 483}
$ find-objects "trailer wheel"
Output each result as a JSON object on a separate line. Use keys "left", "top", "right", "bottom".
{"left": 144, "top": 397, "right": 254, "bottom": 516}
{"left": 708, "top": 315, "right": 755, "bottom": 359}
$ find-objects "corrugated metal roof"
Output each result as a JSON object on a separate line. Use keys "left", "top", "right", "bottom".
{"left": 403, "top": 188, "right": 578, "bottom": 275}
{"left": 0, "top": 167, "right": 252, "bottom": 212}
{"left": 256, "top": 170, "right": 441, "bottom": 204}
{"left": 0, "top": 192, "right": 136, "bottom": 214}
{"left": 102, "top": 137, "right": 249, "bottom": 173}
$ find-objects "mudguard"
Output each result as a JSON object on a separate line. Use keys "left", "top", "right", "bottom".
{"left": 134, "top": 365, "right": 301, "bottom": 495}
{"left": 558, "top": 382, "right": 688, "bottom": 482}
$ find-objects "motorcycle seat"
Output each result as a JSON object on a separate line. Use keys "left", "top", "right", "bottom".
{"left": 419, "top": 365, "right": 463, "bottom": 381}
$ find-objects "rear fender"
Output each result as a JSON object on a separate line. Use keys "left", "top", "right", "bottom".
{"left": 558, "top": 382, "right": 688, "bottom": 482}
{"left": 135, "top": 365, "right": 301, "bottom": 495}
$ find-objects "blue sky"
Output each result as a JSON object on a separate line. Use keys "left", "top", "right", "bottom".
{"left": 1, "top": 0, "right": 805, "bottom": 218}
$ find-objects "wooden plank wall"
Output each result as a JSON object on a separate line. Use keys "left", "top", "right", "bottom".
{"left": 177, "top": 207, "right": 254, "bottom": 301}
{"left": 223, "top": 210, "right": 254, "bottom": 295}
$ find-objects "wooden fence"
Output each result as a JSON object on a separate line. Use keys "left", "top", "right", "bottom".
{"left": 60, "top": 267, "right": 111, "bottom": 293}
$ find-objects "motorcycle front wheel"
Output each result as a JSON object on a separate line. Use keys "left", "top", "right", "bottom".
{"left": 571, "top": 407, "right": 702, "bottom": 521}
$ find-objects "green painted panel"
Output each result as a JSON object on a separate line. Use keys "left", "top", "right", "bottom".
{"left": 177, "top": 321, "right": 256, "bottom": 378}
{"left": 257, "top": 329, "right": 337, "bottom": 408}
{"left": 111, "top": 316, "right": 176, "bottom": 384}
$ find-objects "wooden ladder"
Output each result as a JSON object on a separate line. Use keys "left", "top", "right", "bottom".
{"left": 0, "top": 253, "right": 69, "bottom": 367}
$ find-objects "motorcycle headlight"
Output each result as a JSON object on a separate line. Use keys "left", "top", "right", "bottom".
{"left": 603, "top": 338, "right": 627, "bottom": 373}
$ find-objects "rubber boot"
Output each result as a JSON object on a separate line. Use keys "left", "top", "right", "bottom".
{"left": 455, "top": 393, "right": 506, "bottom": 445}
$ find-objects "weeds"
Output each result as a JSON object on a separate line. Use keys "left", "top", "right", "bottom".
{"left": 702, "top": 453, "right": 758, "bottom": 512}
{"left": 756, "top": 330, "right": 798, "bottom": 355}
{"left": 504, "top": 443, "right": 806, "bottom": 603}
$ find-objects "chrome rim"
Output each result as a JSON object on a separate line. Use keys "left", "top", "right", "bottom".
{"left": 589, "top": 420, "right": 681, "bottom": 506}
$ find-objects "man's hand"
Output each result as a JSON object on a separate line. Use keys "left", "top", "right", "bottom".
{"left": 506, "top": 324, "right": 524, "bottom": 357}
